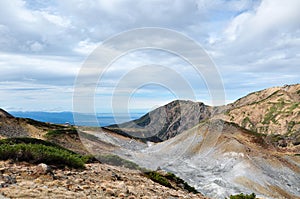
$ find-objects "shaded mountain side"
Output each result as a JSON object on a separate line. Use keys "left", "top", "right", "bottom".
{"left": 106, "top": 100, "right": 213, "bottom": 142}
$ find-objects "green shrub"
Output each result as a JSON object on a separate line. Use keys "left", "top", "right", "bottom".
{"left": 165, "top": 172, "right": 199, "bottom": 194}
{"left": 144, "top": 171, "right": 172, "bottom": 188}
{"left": 0, "top": 137, "right": 76, "bottom": 154}
{"left": 143, "top": 171, "right": 199, "bottom": 193}
{"left": 96, "top": 154, "right": 141, "bottom": 170}
{"left": 227, "top": 193, "right": 256, "bottom": 199}
{"left": 45, "top": 127, "right": 77, "bottom": 138}
{"left": 0, "top": 138, "right": 89, "bottom": 169}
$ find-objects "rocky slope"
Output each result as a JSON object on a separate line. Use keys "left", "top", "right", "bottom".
{"left": 107, "top": 100, "right": 213, "bottom": 142}
{"left": 0, "top": 161, "right": 206, "bottom": 199}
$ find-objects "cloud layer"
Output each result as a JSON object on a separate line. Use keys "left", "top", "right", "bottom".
{"left": 0, "top": 0, "right": 299, "bottom": 112}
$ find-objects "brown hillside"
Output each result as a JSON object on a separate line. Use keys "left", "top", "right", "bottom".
{"left": 222, "top": 84, "right": 300, "bottom": 136}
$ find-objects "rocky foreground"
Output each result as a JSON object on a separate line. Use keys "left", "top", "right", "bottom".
{"left": 0, "top": 161, "right": 207, "bottom": 199}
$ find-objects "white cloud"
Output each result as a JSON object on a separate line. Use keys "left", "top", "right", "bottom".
{"left": 221, "top": 0, "right": 300, "bottom": 54}
{"left": 0, "top": 0, "right": 299, "bottom": 112}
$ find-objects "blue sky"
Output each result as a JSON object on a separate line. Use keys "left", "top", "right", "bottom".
{"left": 0, "top": 0, "right": 299, "bottom": 113}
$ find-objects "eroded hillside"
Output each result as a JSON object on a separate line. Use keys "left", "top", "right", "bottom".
{"left": 223, "top": 84, "right": 300, "bottom": 136}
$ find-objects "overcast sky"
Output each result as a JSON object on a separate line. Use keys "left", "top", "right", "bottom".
{"left": 0, "top": 0, "right": 299, "bottom": 113}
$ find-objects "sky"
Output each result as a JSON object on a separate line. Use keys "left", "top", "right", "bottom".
{"left": 0, "top": 0, "right": 299, "bottom": 113}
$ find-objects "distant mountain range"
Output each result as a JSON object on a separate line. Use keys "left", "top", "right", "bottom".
{"left": 10, "top": 111, "right": 142, "bottom": 127}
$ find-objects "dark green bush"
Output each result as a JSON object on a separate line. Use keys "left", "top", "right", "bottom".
{"left": 96, "top": 154, "right": 141, "bottom": 170}
{"left": 0, "top": 137, "right": 76, "bottom": 154}
{"left": 143, "top": 170, "right": 200, "bottom": 193}
{"left": 0, "top": 138, "right": 89, "bottom": 169}
{"left": 45, "top": 127, "right": 77, "bottom": 138}
{"left": 144, "top": 171, "right": 172, "bottom": 188}
{"left": 165, "top": 172, "right": 199, "bottom": 194}
{"left": 227, "top": 193, "right": 256, "bottom": 199}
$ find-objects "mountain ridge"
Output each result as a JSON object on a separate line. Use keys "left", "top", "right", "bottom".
{"left": 106, "top": 84, "right": 300, "bottom": 144}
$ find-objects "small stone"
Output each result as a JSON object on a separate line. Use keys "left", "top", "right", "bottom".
{"left": 105, "top": 188, "right": 115, "bottom": 196}
{"left": 118, "top": 193, "right": 126, "bottom": 198}
{"left": 0, "top": 181, "right": 7, "bottom": 188}
{"left": 82, "top": 185, "right": 89, "bottom": 189}
{"left": 35, "top": 163, "right": 51, "bottom": 175}
{"left": 34, "top": 178, "right": 43, "bottom": 184}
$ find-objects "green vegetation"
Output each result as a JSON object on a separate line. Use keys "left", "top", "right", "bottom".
{"left": 144, "top": 171, "right": 199, "bottom": 194}
{"left": 287, "top": 102, "right": 299, "bottom": 113}
{"left": 144, "top": 171, "right": 172, "bottom": 188}
{"left": 227, "top": 122, "right": 267, "bottom": 147}
{"left": 241, "top": 117, "right": 254, "bottom": 129}
{"left": 226, "top": 193, "right": 256, "bottom": 199}
{"left": 268, "top": 134, "right": 283, "bottom": 143}
{"left": 0, "top": 137, "right": 76, "bottom": 154}
{"left": 224, "top": 110, "right": 230, "bottom": 116}
{"left": 45, "top": 127, "right": 77, "bottom": 138}
{"left": 249, "top": 90, "right": 280, "bottom": 106}
{"left": 0, "top": 137, "right": 90, "bottom": 169}
{"left": 96, "top": 154, "right": 141, "bottom": 170}
{"left": 165, "top": 172, "right": 199, "bottom": 194}
{"left": 287, "top": 121, "right": 296, "bottom": 133}
{"left": 262, "top": 103, "right": 281, "bottom": 124}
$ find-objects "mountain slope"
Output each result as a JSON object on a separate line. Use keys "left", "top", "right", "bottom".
{"left": 107, "top": 100, "right": 213, "bottom": 142}
{"left": 223, "top": 84, "right": 300, "bottom": 136}
{"left": 106, "top": 84, "right": 300, "bottom": 148}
